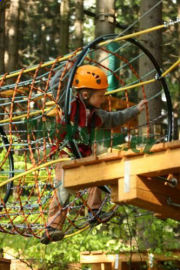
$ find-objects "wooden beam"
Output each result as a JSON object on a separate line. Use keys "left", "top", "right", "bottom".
{"left": 91, "top": 264, "right": 113, "bottom": 270}
{"left": 92, "top": 265, "right": 101, "bottom": 270}
{"left": 103, "top": 263, "right": 113, "bottom": 270}
{"left": 63, "top": 141, "right": 180, "bottom": 220}
{"left": 111, "top": 176, "right": 180, "bottom": 220}
{"left": 80, "top": 253, "right": 115, "bottom": 264}
{"left": 64, "top": 149, "right": 180, "bottom": 189}
{"left": 63, "top": 144, "right": 180, "bottom": 189}
{"left": 80, "top": 251, "right": 180, "bottom": 270}
{"left": 80, "top": 251, "right": 180, "bottom": 263}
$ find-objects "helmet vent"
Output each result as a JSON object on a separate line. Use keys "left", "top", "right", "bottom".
{"left": 75, "top": 79, "right": 79, "bottom": 85}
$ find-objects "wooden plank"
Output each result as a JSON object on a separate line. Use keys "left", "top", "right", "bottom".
{"left": 92, "top": 264, "right": 101, "bottom": 270}
{"left": 81, "top": 251, "right": 90, "bottom": 255}
{"left": 63, "top": 140, "right": 180, "bottom": 169}
{"left": 91, "top": 263, "right": 113, "bottom": 270}
{"left": 80, "top": 254, "right": 115, "bottom": 264}
{"left": 0, "top": 259, "right": 11, "bottom": 270}
{"left": 80, "top": 251, "right": 180, "bottom": 270}
{"left": 112, "top": 176, "right": 180, "bottom": 220}
{"left": 80, "top": 253, "right": 150, "bottom": 264}
{"left": 115, "top": 176, "right": 180, "bottom": 204}
{"left": 103, "top": 263, "right": 113, "bottom": 270}
{"left": 91, "top": 264, "right": 113, "bottom": 270}
{"left": 121, "top": 262, "right": 149, "bottom": 270}
{"left": 91, "top": 251, "right": 104, "bottom": 255}
{"left": 81, "top": 251, "right": 180, "bottom": 263}
{"left": 118, "top": 253, "right": 149, "bottom": 262}
{"left": 63, "top": 146, "right": 180, "bottom": 189}
{"left": 63, "top": 152, "right": 122, "bottom": 169}
{"left": 64, "top": 160, "right": 121, "bottom": 189}
{"left": 63, "top": 140, "right": 180, "bottom": 220}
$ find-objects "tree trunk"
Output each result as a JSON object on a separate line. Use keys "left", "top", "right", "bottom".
{"left": 94, "top": 0, "right": 116, "bottom": 153}
{"left": 5, "top": 0, "right": 20, "bottom": 72}
{"left": 138, "top": 1, "right": 163, "bottom": 248}
{"left": 74, "top": 0, "right": 84, "bottom": 49}
{"left": 139, "top": 0, "right": 162, "bottom": 137}
{"left": 173, "top": 3, "right": 180, "bottom": 140}
{"left": 0, "top": 1, "right": 6, "bottom": 74}
{"left": 176, "top": 2, "right": 180, "bottom": 139}
{"left": 178, "top": 3, "right": 180, "bottom": 60}
{"left": 95, "top": 0, "right": 115, "bottom": 38}
{"left": 95, "top": 0, "right": 116, "bottom": 65}
{"left": 59, "top": 0, "right": 70, "bottom": 55}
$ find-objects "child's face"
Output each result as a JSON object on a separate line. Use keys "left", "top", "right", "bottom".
{"left": 88, "top": 90, "right": 106, "bottom": 108}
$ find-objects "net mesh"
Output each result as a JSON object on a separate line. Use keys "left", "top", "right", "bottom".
{"left": 0, "top": 38, "right": 172, "bottom": 238}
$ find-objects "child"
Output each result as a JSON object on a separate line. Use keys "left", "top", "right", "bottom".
{"left": 41, "top": 64, "right": 147, "bottom": 244}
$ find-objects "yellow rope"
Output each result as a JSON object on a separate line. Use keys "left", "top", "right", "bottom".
{"left": 100, "top": 24, "right": 165, "bottom": 46}
{"left": 64, "top": 225, "right": 90, "bottom": 238}
{"left": 0, "top": 107, "right": 53, "bottom": 124}
{"left": 0, "top": 54, "right": 72, "bottom": 81}
{"left": 0, "top": 175, "right": 51, "bottom": 184}
{"left": 0, "top": 23, "right": 167, "bottom": 81}
{"left": 0, "top": 157, "right": 70, "bottom": 188}
{"left": 31, "top": 175, "right": 50, "bottom": 179}
{"left": 105, "top": 79, "right": 155, "bottom": 95}
{"left": 161, "top": 58, "right": 180, "bottom": 77}
{"left": 0, "top": 58, "right": 178, "bottom": 123}
{"left": 0, "top": 175, "right": 50, "bottom": 179}
{"left": 105, "top": 57, "right": 180, "bottom": 95}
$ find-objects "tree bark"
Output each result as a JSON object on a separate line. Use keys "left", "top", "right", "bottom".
{"left": 173, "top": 2, "right": 180, "bottom": 140}
{"left": 0, "top": 1, "right": 6, "bottom": 74}
{"left": 95, "top": 0, "right": 115, "bottom": 38}
{"left": 94, "top": 0, "right": 116, "bottom": 153}
{"left": 59, "top": 0, "right": 70, "bottom": 55}
{"left": 5, "top": 0, "right": 20, "bottom": 72}
{"left": 138, "top": 0, "right": 163, "bottom": 137}
{"left": 95, "top": 0, "right": 116, "bottom": 66}
{"left": 74, "top": 0, "right": 84, "bottom": 49}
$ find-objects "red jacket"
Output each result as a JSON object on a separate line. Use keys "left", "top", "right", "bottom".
{"left": 51, "top": 94, "right": 102, "bottom": 157}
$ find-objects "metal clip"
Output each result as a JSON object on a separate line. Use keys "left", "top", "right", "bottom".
{"left": 164, "top": 17, "right": 180, "bottom": 27}
{"left": 167, "top": 197, "right": 180, "bottom": 208}
{"left": 165, "top": 174, "right": 178, "bottom": 188}
{"left": 155, "top": 73, "right": 161, "bottom": 80}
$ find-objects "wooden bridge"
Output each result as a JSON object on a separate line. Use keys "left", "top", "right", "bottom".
{"left": 62, "top": 140, "right": 180, "bottom": 221}
{"left": 80, "top": 250, "right": 180, "bottom": 270}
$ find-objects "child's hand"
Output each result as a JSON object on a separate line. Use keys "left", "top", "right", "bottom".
{"left": 137, "top": 99, "right": 148, "bottom": 112}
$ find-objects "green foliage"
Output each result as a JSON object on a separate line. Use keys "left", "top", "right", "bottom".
{"left": 0, "top": 0, "right": 179, "bottom": 269}
{"left": 0, "top": 205, "right": 179, "bottom": 269}
{"left": 19, "top": 0, "right": 61, "bottom": 66}
{"left": 167, "top": 78, "right": 180, "bottom": 102}
{"left": 0, "top": 129, "right": 179, "bottom": 270}
{"left": 115, "top": 0, "right": 140, "bottom": 33}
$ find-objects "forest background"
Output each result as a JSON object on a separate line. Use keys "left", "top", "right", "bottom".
{"left": 0, "top": 0, "right": 179, "bottom": 269}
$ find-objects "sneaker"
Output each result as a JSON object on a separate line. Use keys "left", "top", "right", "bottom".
{"left": 40, "top": 227, "right": 64, "bottom": 245}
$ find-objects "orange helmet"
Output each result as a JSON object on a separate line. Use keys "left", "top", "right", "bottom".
{"left": 72, "top": 65, "right": 108, "bottom": 90}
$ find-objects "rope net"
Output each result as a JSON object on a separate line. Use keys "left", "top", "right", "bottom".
{"left": 0, "top": 36, "right": 172, "bottom": 239}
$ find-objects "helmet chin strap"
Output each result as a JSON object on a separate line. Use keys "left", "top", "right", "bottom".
{"left": 84, "top": 99, "right": 95, "bottom": 110}
{"left": 80, "top": 92, "right": 95, "bottom": 110}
